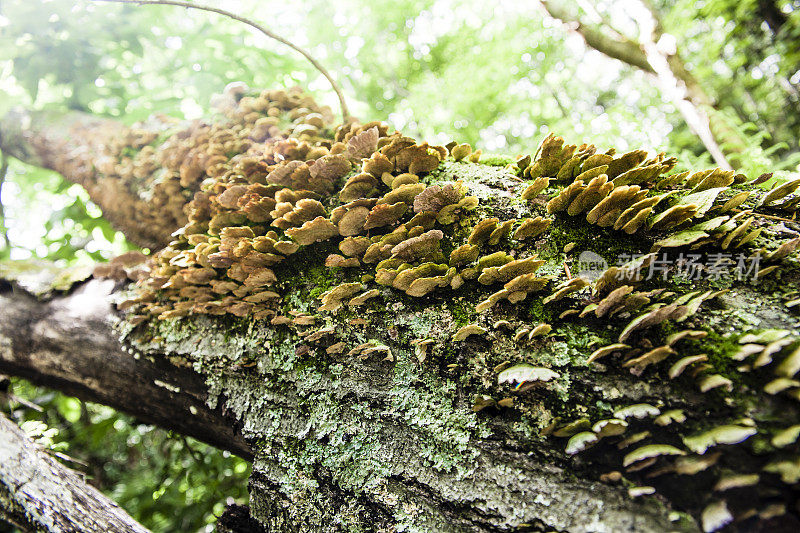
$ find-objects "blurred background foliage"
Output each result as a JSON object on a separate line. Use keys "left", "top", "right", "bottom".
{"left": 0, "top": 0, "right": 798, "bottom": 531}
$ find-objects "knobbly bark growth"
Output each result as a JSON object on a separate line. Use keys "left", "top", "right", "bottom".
{"left": 1, "top": 83, "right": 800, "bottom": 533}
{"left": 0, "top": 412, "right": 149, "bottom": 532}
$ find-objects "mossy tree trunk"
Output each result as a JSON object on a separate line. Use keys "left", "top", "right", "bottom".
{"left": 1, "top": 86, "right": 800, "bottom": 532}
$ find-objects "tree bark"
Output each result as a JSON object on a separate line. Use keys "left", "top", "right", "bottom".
{"left": 0, "top": 272, "right": 251, "bottom": 460}
{"left": 0, "top": 412, "right": 150, "bottom": 533}
{"left": 2, "top": 91, "right": 800, "bottom": 532}
{"left": 0, "top": 267, "right": 686, "bottom": 533}
{"left": 540, "top": 1, "right": 655, "bottom": 74}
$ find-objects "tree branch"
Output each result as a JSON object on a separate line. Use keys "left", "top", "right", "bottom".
{"left": 539, "top": 0, "right": 654, "bottom": 73}
{"left": 539, "top": 0, "right": 738, "bottom": 169}
{"left": 3, "top": 70, "right": 799, "bottom": 529}
{"left": 631, "top": 3, "right": 732, "bottom": 169}
{"left": 93, "top": 0, "right": 351, "bottom": 122}
{"left": 0, "top": 271, "right": 252, "bottom": 460}
{"left": 0, "top": 412, "right": 150, "bottom": 532}
{"left": 0, "top": 109, "right": 181, "bottom": 249}
{"left": 1, "top": 263, "right": 689, "bottom": 532}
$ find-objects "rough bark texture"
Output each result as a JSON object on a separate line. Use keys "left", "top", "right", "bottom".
{"left": 0, "top": 272, "right": 251, "bottom": 460}
{"left": 0, "top": 269, "right": 685, "bottom": 532}
{"left": 0, "top": 412, "right": 150, "bottom": 532}
{"left": 2, "top": 86, "right": 800, "bottom": 532}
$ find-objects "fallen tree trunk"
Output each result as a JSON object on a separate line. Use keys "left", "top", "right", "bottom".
{"left": 2, "top": 85, "right": 800, "bottom": 532}
{"left": 0, "top": 267, "right": 684, "bottom": 532}
{"left": 0, "top": 412, "right": 150, "bottom": 533}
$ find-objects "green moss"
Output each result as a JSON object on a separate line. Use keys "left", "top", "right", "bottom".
{"left": 545, "top": 212, "right": 646, "bottom": 264}
{"left": 443, "top": 297, "right": 476, "bottom": 327}
{"left": 120, "top": 146, "right": 138, "bottom": 158}
{"left": 478, "top": 154, "right": 514, "bottom": 167}
{"left": 273, "top": 245, "right": 348, "bottom": 312}
{"left": 306, "top": 264, "right": 341, "bottom": 300}
{"left": 524, "top": 297, "right": 556, "bottom": 325}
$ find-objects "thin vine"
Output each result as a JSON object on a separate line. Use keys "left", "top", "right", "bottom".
{"left": 93, "top": 0, "right": 351, "bottom": 122}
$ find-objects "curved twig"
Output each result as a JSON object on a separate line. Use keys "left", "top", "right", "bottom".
{"left": 93, "top": 0, "right": 351, "bottom": 122}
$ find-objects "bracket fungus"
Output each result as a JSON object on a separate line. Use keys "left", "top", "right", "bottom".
{"left": 565, "top": 432, "right": 599, "bottom": 456}
{"left": 498, "top": 364, "right": 559, "bottom": 391}
{"left": 543, "top": 278, "right": 589, "bottom": 305}
{"left": 622, "top": 445, "right": 685, "bottom": 468}
{"left": 587, "top": 343, "right": 631, "bottom": 364}
{"left": 513, "top": 216, "right": 552, "bottom": 241}
{"left": 683, "top": 425, "right": 758, "bottom": 455}
{"left": 452, "top": 324, "right": 487, "bottom": 342}
{"left": 319, "top": 282, "right": 364, "bottom": 312}
{"left": 613, "top": 404, "right": 661, "bottom": 420}
{"left": 592, "top": 419, "right": 628, "bottom": 438}
{"left": 91, "top": 83, "right": 800, "bottom": 531}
